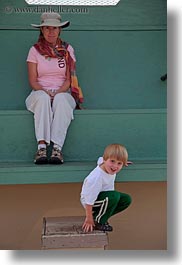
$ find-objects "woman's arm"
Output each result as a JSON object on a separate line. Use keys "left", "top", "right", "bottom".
{"left": 27, "top": 62, "right": 42, "bottom": 91}
{"left": 27, "top": 62, "right": 54, "bottom": 98}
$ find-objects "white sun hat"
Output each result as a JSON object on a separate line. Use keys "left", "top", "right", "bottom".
{"left": 31, "top": 12, "right": 70, "bottom": 28}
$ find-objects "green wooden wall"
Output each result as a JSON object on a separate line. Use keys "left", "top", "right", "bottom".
{"left": 0, "top": 0, "right": 167, "bottom": 110}
{"left": 0, "top": 0, "right": 167, "bottom": 183}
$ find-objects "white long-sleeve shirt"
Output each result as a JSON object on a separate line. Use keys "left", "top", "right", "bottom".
{"left": 80, "top": 157, "right": 116, "bottom": 207}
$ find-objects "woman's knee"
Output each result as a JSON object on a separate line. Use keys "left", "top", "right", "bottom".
{"left": 54, "top": 93, "right": 76, "bottom": 109}
{"left": 36, "top": 90, "right": 50, "bottom": 102}
{"left": 26, "top": 90, "right": 50, "bottom": 110}
{"left": 54, "top": 92, "right": 67, "bottom": 101}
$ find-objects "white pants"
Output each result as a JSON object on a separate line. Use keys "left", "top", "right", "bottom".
{"left": 25, "top": 90, "right": 76, "bottom": 148}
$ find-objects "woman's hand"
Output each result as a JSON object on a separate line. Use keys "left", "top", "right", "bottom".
{"left": 44, "top": 89, "right": 57, "bottom": 101}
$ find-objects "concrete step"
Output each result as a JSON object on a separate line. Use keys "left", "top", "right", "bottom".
{"left": 41, "top": 216, "right": 108, "bottom": 250}
{"left": 0, "top": 109, "right": 166, "bottom": 162}
{"left": 0, "top": 161, "right": 166, "bottom": 185}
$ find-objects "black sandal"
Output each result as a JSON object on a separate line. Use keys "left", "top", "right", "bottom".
{"left": 94, "top": 222, "right": 113, "bottom": 232}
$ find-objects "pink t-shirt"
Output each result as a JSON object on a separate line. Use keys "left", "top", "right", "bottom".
{"left": 27, "top": 44, "right": 76, "bottom": 91}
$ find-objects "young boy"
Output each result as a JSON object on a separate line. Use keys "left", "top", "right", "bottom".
{"left": 80, "top": 143, "right": 132, "bottom": 232}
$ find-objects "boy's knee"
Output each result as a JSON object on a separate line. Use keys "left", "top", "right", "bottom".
{"left": 123, "top": 193, "right": 132, "bottom": 206}
{"left": 109, "top": 191, "right": 121, "bottom": 203}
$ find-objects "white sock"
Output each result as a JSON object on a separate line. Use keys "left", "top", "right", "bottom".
{"left": 38, "top": 144, "right": 46, "bottom": 150}
{"left": 53, "top": 144, "right": 62, "bottom": 151}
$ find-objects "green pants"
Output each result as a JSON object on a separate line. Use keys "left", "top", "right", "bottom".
{"left": 92, "top": 190, "right": 132, "bottom": 224}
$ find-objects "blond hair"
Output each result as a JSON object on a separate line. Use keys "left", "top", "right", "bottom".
{"left": 103, "top": 144, "right": 128, "bottom": 165}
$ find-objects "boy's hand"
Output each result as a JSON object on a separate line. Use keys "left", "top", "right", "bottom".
{"left": 82, "top": 216, "right": 95, "bottom": 233}
{"left": 125, "top": 161, "right": 133, "bottom": 167}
